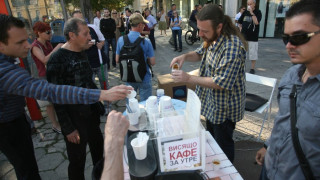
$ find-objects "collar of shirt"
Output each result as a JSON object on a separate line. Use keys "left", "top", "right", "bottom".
{"left": 0, "top": 53, "right": 16, "bottom": 64}
{"left": 207, "top": 34, "right": 224, "bottom": 51}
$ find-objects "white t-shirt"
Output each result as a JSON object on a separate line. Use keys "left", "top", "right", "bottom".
{"left": 160, "top": 13, "right": 166, "bottom": 22}
{"left": 93, "top": 17, "right": 101, "bottom": 29}
{"left": 235, "top": 12, "right": 242, "bottom": 27}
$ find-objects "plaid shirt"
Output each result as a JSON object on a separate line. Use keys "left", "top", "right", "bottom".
{"left": 195, "top": 34, "right": 246, "bottom": 124}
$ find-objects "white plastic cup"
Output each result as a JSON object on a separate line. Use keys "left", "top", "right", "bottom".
{"left": 128, "top": 98, "right": 140, "bottom": 115}
{"left": 212, "top": 159, "right": 221, "bottom": 171}
{"left": 156, "top": 89, "right": 165, "bottom": 103}
{"left": 247, "top": 5, "right": 251, "bottom": 10}
{"left": 131, "top": 138, "right": 148, "bottom": 160}
{"left": 146, "top": 96, "right": 158, "bottom": 109}
{"left": 127, "top": 90, "right": 137, "bottom": 99}
{"left": 127, "top": 110, "right": 140, "bottom": 125}
{"left": 159, "top": 96, "right": 173, "bottom": 113}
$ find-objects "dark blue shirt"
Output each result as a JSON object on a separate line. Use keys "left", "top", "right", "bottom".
{"left": 189, "top": 10, "right": 198, "bottom": 22}
{"left": 0, "top": 53, "right": 100, "bottom": 123}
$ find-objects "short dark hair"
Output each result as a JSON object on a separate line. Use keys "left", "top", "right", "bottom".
{"left": 286, "top": 0, "right": 320, "bottom": 27}
{"left": 64, "top": 18, "right": 87, "bottom": 41}
{"left": 171, "top": 4, "right": 176, "bottom": 7}
{"left": 0, "top": 14, "right": 25, "bottom": 44}
{"left": 71, "top": 10, "right": 82, "bottom": 17}
{"left": 125, "top": 8, "right": 132, "bottom": 13}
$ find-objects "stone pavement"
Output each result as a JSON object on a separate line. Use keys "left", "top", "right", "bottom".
{"left": 0, "top": 29, "right": 291, "bottom": 180}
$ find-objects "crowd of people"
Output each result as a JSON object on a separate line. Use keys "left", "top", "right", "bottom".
{"left": 1, "top": 0, "right": 320, "bottom": 179}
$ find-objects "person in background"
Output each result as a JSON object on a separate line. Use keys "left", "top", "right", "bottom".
{"left": 135, "top": 10, "right": 150, "bottom": 37}
{"left": 93, "top": 10, "right": 102, "bottom": 29}
{"left": 238, "top": 0, "right": 262, "bottom": 74}
{"left": 256, "top": 1, "right": 320, "bottom": 179}
{"left": 158, "top": 8, "right": 167, "bottom": 36}
{"left": 144, "top": 8, "right": 157, "bottom": 50}
{"left": 31, "top": 21, "right": 63, "bottom": 133}
{"left": 119, "top": 12, "right": 126, "bottom": 36}
{"left": 100, "top": 8, "right": 117, "bottom": 69}
{"left": 189, "top": 4, "right": 202, "bottom": 40}
{"left": 125, "top": 8, "right": 132, "bottom": 35}
{"left": 235, "top": 6, "right": 245, "bottom": 31}
{"left": 167, "top": 4, "right": 176, "bottom": 28}
{"left": 116, "top": 13, "right": 156, "bottom": 101}
{"left": 72, "top": 11, "right": 111, "bottom": 116}
{"left": 112, "top": 9, "right": 121, "bottom": 42}
{"left": 170, "top": 4, "right": 247, "bottom": 163}
{"left": 0, "top": 14, "right": 132, "bottom": 180}
{"left": 170, "top": 10, "right": 182, "bottom": 52}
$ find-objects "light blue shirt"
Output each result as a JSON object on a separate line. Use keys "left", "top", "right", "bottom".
{"left": 171, "top": 17, "right": 182, "bottom": 31}
{"left": 264, "top": 64, "right": 320, "bottom": 179}
{"left": 116, "top": 31, "right": 154, "bottom": 83}
{"left": 146, "top": 14, "right": 157, "bottom": 29}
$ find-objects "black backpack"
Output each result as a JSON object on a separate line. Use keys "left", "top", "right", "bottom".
{"left": 119, "top": 35, "right": 147, "bottom": 82}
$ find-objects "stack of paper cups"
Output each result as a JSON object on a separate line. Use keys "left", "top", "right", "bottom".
{"left": 156, "top": 89, "right": 164, "bottom": 104}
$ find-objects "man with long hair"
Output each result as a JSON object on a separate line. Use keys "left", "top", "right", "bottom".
{"left": 170, "top": 4, "right": 247, "bottom": 163}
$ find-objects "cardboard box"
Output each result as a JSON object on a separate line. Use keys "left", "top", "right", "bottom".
{"left": 157, "top": 69, "right": 199, "bottom": 101}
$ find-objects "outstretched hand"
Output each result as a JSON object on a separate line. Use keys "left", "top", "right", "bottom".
{"left": 99, "top": 85, "right": 133, "bottom": 102}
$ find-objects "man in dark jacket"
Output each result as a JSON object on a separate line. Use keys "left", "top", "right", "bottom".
{"left": 46, "top": 18, "right": 104, "bottom": 180}
{"left": 100, "top": 8, "right": 117, "bottom": 68}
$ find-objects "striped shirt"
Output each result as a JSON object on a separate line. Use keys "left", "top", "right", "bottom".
{"left": 0, "top": 53, "right": 101, "bottom": 123}
{"left": 194, "top": 35, "right": 246, "bottom": 124}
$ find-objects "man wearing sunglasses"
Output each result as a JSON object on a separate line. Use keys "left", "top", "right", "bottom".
{"left": 255, "top": 1, "right": 320, "bottom": 179}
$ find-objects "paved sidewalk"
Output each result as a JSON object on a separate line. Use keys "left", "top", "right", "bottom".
{"left": 0, "top": 29, "right": 291, "bottom": 180}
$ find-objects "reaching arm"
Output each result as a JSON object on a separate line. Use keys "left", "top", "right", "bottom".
{"left": 170, "top": 51, "right": 202, "bottom": 68}
{"left": 101, "top": 111, "right": 129, "bottom": 180}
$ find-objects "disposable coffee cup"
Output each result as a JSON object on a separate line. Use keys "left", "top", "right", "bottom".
{"left": 127, "top": 110, "right": 140, "bottom": 125}
{"left": 127, "top": 90, "right": 137, "bottom": 99}
{"left": 131, "top": 138, "right": 148, "bottom": 160}
{"left": 156, "top": 89, "right": 165, "bottom": 103}
{"left": 159, "top": 96, "right": 173, "bottom": 113}
{"left": 171, "top": 63, "right": 179, "bottom": 72}
{"left": 146, "top": 96, "right": 158, "bottom": 109}
{"left": 212, "top": 159, "right": 221, "bottom": 171}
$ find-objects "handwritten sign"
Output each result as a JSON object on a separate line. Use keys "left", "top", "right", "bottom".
{"left": 164, "top": 137, "right": 200, "bottom": 169}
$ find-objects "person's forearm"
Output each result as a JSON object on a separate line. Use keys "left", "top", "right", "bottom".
{"left": 101, "top": 136, "right": 124, "bottom": 180}
{"left": 182, "top": 51, "right": 202, "bottom": 62}
{"left": 251, "top": 14, "right": 259, "bottom": 25}
{"left": 188, "top": 75, "right": 222, "bottom": 89}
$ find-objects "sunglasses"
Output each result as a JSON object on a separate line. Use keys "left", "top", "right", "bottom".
{"left": 282, "top": 30, "right": 320, "bottom": 46}
{"left": 45, "top": 31, "right": 51, "bottom": 35}
{"left": 112, "top": 12, "right": 117, "bottom": 14}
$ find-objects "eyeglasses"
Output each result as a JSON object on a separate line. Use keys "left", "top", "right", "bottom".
{"left": 45, "top": 31, "right": 51, "bottom": 35}
{"left": 112, "top": 12, "right": 117, "bottom": 14}
{"left": 242, "top": 8, "right": 246, "bottom": 10}
{"left": 282, "top": 30, "right": 320, "bottom": 46}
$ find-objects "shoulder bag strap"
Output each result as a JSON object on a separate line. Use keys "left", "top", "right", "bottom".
{"left": 290, "top": 84, "right": 315, "bottom": 180}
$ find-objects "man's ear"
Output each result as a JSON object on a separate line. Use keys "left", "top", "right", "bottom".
{"left": 217, "top": 23, "right": 223, "bottom": 34}
{"left": 68, "top": 32, "right": 76, "bottom": 40}
{"left": 0, "top": 42, "right": 6, "bottom": 53}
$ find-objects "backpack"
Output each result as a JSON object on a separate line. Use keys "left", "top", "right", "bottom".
{"left": 119, "top": 35, "right": 147, "bottom": 82}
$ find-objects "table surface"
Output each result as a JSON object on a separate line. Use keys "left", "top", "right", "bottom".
{"left": 123, "top": 132, "right": 243, "bottom": 179}
{"left": 123, "top": 99, "right": 243, "bottom": 179}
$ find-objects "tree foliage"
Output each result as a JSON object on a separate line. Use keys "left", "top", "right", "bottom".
{"left": 63, "top": 0, "right": 134, "bottom": 12}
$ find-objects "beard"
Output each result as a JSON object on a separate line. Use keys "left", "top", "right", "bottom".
{"left": 202, "top": 30, "right": 219, "bottom": 49}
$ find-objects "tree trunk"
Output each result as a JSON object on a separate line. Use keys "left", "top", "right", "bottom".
{"left": 80, "top": 0, "right": 93, "bottom": 23}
